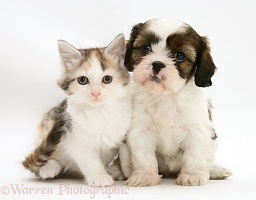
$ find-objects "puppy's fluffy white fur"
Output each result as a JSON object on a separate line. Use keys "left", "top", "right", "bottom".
{"left": 124, "top": 18, "right": 232, "bottom": 186}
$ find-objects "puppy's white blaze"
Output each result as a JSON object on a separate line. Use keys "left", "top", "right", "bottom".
{"left": 151, "top": 40, "right": 169, "bottom": 56}
{"left": 148, "top": 18, "right": 185, "bottom": 40}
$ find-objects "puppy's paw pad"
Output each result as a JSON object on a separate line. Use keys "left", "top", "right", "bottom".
{"left": 177, "top": 173, "right": 208, "bottom": 186}
{"left": 106, "top": 165, "right": 125, "bottom": 181}
{"left": 87, "top": 174, "right": 114, "bottom": 187}
{"left": 126, "top": 171, "right": 161, "bottom": 187}
{"left": 39, "top": 159, "right": 61, "bottom": 179}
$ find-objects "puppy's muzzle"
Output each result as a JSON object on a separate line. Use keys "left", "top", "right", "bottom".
{"left": 152, "top": 61, "right": 166, "bottom": 75}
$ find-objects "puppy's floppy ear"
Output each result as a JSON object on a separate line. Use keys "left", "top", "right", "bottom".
{"left": 194, "top": 37, "right": 217, "bottom": 87}
{"left": 124, "top": 23, "right": 144, "bottom": 72}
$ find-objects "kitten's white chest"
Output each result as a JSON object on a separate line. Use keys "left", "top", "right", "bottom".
{"left": 67, "top": 100, "right": 132, "bottom": 149}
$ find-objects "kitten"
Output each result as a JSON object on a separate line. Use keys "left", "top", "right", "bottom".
{"left": 23, "top": 34, "right": 132, "bottom": 187}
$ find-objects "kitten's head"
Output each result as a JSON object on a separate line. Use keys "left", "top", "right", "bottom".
{"left": 58, "top": 34, "right": 130, "bottom": 107}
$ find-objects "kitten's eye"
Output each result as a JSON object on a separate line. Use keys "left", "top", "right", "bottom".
{"left": 141, "top": 45, "right": 151, "bottom": 54}
{"left": 102, "top": 75, "right": 112, "bottom": 84}
{"left": 77, "top": 76, "right": 89, "bottom": 85}
{"left": 176, "top": 52, "right": 185, "bottom": 61}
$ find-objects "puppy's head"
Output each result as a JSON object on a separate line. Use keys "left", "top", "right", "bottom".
{"left": 125, "top": 18, "right": 216, "bottom": 93}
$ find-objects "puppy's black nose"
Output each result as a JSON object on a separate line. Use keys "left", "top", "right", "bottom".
{"left": 152, "top": 61, "right": 165, "bottom": 75}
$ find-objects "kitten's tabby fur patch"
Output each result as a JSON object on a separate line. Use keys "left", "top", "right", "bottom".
{"left": 23, "top": 100, "right": 70, "bottom": 175}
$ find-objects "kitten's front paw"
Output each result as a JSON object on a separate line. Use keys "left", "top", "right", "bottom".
{"left": 87, "top": 174, "right": 114, "bottom": 187}
{"left": 122, "top": 165, "right": 132, "bottom": 178}
{"left": 126, "top": 171, "right": 161, "bottom": 187}
{"left": 106, "top": 164, "right": 126, "bottom": 181}
{"left": 39, "top": 159, "right": 61, "bottom": 179}
{"left": 176, "top": 173, "right": 209, "bottom": 186}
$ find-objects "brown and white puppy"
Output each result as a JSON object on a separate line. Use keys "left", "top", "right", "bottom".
{"left": 124, "top": 18, "right": 232, "bottom": 186}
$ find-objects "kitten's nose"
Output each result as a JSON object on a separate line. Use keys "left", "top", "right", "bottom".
{"left": 152, "top": 61, "right": 165, "bottom": 75}
{"left": 91, "top": 91, "right": 101, "bottom": 98}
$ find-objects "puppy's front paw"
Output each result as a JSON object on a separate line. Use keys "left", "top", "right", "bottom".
{"left": 39, "top": 159, "right": 61, "bottom": 179}
{"left": 87, "top": 174, "right": 114, "bottom": 187}
{"left": 177, "top": 173, "right": 209, "bottom": 186}
{"left": 126, "top": 171, "right": 161, "bottom": 187}
{"left": 210, "top": 165, "right": 233, "bottom": 180}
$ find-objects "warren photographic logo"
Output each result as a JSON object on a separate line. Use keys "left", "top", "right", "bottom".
{"left": 1, "top": 184, "right": 130, "bottom": 199}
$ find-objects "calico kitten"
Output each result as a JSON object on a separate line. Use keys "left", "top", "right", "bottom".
{"left": 23, "top": 34, "right": 132, "bottom": 187}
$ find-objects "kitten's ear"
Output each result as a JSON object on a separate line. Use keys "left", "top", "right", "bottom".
{"left": 194, "top": 37, "right": 217, "bottom": 87}
{"left": 105, "top": 34, "right": 126, "bottom": 65}
{"left": 58, "top": 40, "right": 81, "bottom": 70}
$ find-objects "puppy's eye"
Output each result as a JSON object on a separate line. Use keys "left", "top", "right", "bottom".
{"left": 141, "top": 45, "right": 151, "bottom": 54}
{"left": 176, "top": 52, "right": 185, "bottom": 61}
{"left": 102, "top": 75, "right": 112, "bottom": 84}
{"left": 77, "top": 76, "right": 89, "bottom": 85}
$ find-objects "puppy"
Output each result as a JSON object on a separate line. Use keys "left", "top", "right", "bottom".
{"left": 124, "top": 18, "right": 232, "bottom": 186}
